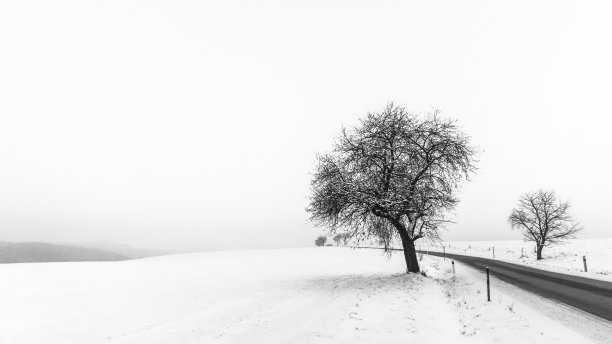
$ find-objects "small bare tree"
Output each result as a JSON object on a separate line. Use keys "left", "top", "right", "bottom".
{"left": 307, "top": 103, "right": 477, "bottom": 272}
{"left": 331, "top": 234, "right": 339, "bottom": 245}
{"left": 508, "top": 190, "right": 582, "bottom": 260}
{"left": 339, "top": 233, "right": 352, "bottom": 246}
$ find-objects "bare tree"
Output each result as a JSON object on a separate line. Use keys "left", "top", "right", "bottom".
{"left": 508, "top": 190, "right": 582, "bottom": 260}
{"left": 315, "top": 236, "right": 327, "bottom": 247}
{"left": 307, "top": 103, "right": 477, "bottom": 272}
{"left": 339, "top": 233, "right": 352, "bottom": 246}
{"left": 332, "top": 234, "right": 342, "bottom": 246}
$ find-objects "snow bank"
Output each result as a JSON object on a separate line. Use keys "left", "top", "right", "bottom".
{"left": 422, "top": 239, "right": 612, "bottom": 281}
{"left": 0, "top": 247, "right": 596, "bottom": 343}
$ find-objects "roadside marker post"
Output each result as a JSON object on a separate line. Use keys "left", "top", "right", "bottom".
{"left": 492, "top": 246, "right": 495, "bottom": 258}
{"left": 486, "top": 267, "right": 491, "bottom": 302}
{"left": 452, "top": 260, "right": 455, "bottom": 275}
{"left": 583, "top": 256, "right": 588, "bottom": 272}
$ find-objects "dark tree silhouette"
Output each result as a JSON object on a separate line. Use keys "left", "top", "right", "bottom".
{"left": 332, "top": 234, "right": 342, "bottom": 246}
{"left": 307, "top": 103, "right": 477, "bottom": 272}
{"left": 315, "top": 236, "right": 327, "bottom": 247}
{"left": 508, "top": 190, "right": 582, "bottom": 260}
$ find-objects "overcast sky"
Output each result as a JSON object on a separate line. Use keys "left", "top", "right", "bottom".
{"left": 1, "top": 0, "right": 611, "bottom": 251}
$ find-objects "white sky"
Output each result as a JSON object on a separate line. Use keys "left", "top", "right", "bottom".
{"left": 1, "top": 0, "right": 611, "bottom": 251}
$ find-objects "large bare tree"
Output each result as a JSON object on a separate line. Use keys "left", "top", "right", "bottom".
{"left": 508, "top": 190, "right": 582, "bottom": 260}
{"left": 307, "top": 103, "right": 477, "bottom": 272}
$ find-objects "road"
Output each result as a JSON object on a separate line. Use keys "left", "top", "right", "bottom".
{"left": 416, "top": 249, "right": 612, "bottom": 322}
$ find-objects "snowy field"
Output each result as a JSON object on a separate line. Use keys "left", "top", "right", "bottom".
{"left": 0, "top": 247, "right": 608, "bottom": 343}
{"left": 420, "top": 238, "right": 612, "bottom": 281}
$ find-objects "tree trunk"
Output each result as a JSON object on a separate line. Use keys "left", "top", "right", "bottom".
{"left": 392, "top": 223, "right": 420, "bottom": 273}
{"left": 401, "top": 239, "right": 420, "bottom": 273}
{"left": 536, "top": 245, "right": 543, "bottom": 260}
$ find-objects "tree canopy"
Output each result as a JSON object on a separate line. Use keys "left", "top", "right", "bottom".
{"left": 308, "top": 103, "right": 477, "bottom": 272}
{"left": 508, "top": 190, "right": 582, "bottom": 260}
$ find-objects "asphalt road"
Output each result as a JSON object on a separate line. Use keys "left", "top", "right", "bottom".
{"left": 416, "top": 249, "right": 612, "bottom": 322}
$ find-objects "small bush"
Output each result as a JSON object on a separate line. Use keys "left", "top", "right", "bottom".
{"left": 315, "top": 236, "right": 327, "bottom": 247}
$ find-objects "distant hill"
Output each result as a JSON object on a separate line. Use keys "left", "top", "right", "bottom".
{"left": 73, "top": 241, "right": 167, "bottom": 259}
{"left": 0, "top": 242, "right": 129, "bottom": 263}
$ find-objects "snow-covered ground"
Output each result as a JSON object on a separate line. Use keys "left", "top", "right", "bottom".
{"left": 420, "top": 238, "right": 612, "bottom": 281}
{"left": 0, "top": 247, "right": 606, "bottom": 343}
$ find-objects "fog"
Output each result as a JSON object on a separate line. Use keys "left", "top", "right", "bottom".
{"left": 1, "top": 0, "right": 611, "bottom": 252}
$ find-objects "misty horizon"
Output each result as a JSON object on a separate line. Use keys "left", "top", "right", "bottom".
{"left": 2, "top": 1, "right": 611, "bottom": 252}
